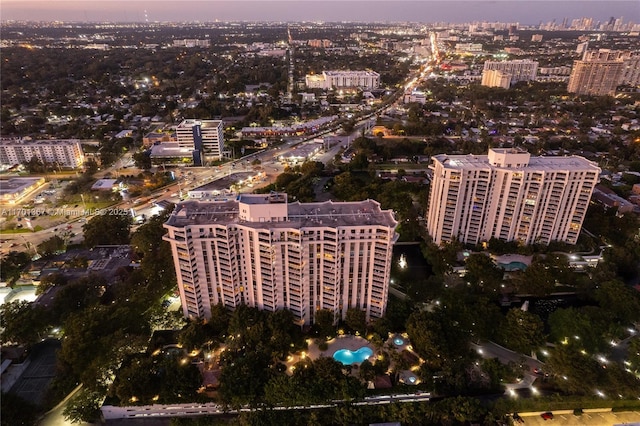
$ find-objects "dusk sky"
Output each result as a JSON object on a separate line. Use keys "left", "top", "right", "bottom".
{"left": 1, "top": 1, "right": 638, "bottom": 24}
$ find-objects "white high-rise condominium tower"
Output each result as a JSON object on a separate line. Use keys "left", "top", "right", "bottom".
{"left": 175, "top": 119, "right": 224, "bottom": 166}
{"left": 426, "top": 149, "right": 600, "bottom": 246}
{"left": 163, "top": 193, "right": 398, "bottom": 325}
{"left": 482, "top": 59, "right": 538, "bottom": 86}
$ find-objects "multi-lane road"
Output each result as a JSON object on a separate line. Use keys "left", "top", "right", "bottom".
{"left": 0, "top": 132, "right": 336, "bottom": 255}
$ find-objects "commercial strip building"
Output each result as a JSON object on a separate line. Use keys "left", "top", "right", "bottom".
{"left": 0, "top": 139, "right": 85, "bottom": 169}
{"left": 305, "top": 70, "right": 380, "bottom": 90}
{"left": 240, "top": 116, "right": 338, "bottom": 139}
{"left": 567, "top": 49, "right": 640, "bottom": 96}
{"left": 163, "top": 193, "right": 398, "bottom": 326}
{"left": 149, "top": 144, "right": 195, "bottom": 165}
{"left": 0, "top": 177, "right": 46, "bottom": 204}
{"left": 426, "top": 149, "right": 600, "bottom": 246}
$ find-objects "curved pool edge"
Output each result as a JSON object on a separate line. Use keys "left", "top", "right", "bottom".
{"left": 333, "top": 346, "right": 374, "bottom": 365}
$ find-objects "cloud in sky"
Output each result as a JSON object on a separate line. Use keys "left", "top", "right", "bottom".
{"left": 1, "top": 1, "right": 638, "bottom": 24}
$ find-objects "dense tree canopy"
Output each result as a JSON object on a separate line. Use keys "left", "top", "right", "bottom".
{"left": 313, "top": 309, "right": 335, "bottom": 338}
{"left": 514, "top": 260, "right": 556, "bottom": 296}
{"left": 546, "top": 342, "right": 640, "bottom": 397}
{"left": 129, "top": 209, "right": 176, "bottom": 290}
{"left": 37, "top": 235, "right": 66, "bottom": 257}
{"left": 497, "top": 309, "right": 545, "bottom": 355}
{"left": 112, "top": 353, "right": 201, "bottom": 405}
{"left": 63, "top": 389, "right": 103, "bottom": 424}
{"left": 548, "top": 307, "right": 612, "bottom": 353}
{"left": 0, "top": 300, "right": 49, "bottom": 346}
{"left": 218, "top": 306, "right": 306, "bottom": 407}
{"left": 82, "top": 213, "right": 132, "bottom": 247}
{"left": 594, "top": 280, "right": 640, "bottom": 324}
{"left": 0, "top": 251, "right": 31, "bottom": 284}
{"left": 344, "top": 308, "right": 367, "bottom": 335}
{"left": 264, "top": 357, "right": 364, "bottom": 406}
{"left": 406, "top": 308, "right": 477, "bottom": 393}
{"left": 463, "top": 253, "right": 504, "bottom": 297}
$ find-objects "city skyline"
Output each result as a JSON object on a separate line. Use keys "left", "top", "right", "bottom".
{"left": 1, "top": 0, "right": 638, "bottom": 25}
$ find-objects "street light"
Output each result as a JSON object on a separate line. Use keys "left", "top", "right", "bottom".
{"left": 21, "top": 235, "right": 39, "bottom": 259}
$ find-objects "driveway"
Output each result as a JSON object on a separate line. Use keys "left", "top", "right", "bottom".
{"left": 472, "top": 341, "right": 545, "bottom": 389}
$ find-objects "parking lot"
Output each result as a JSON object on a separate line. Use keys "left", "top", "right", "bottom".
{"left": 518, "top": 410, "right": 640, "bottom": 425}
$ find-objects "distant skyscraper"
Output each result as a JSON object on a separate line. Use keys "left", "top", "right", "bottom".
{"left": 175, "top": 119, "right": 224, "bottom": 165}
{"left": 426, "top": 149, "right": 600, "bottom": 246}
{"left": 567, "top": 49, "right": 634, "bottom": 96}
{"left": 163, "top": 194, "right": 399, "bottom": 325}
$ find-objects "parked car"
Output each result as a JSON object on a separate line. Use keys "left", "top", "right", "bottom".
{"left": 541, "top": 412, "right": 554, "bottom": 420}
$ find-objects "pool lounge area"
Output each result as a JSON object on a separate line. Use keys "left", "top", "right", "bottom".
{"left": 306, "top": 335, "right": 376, "bottom": 367}
{"left": 300, "top": 333, "right": 426, "bottom": 389}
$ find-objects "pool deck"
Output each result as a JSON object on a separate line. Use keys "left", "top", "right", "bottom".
{"left": 398, "top": 370, "right": 418, "bottom": 384}
{"left": 302, "top": 333, "right": 424, "bottom": 386}
{"left": 388, "top": 333, "right": 411, "bottom": 352}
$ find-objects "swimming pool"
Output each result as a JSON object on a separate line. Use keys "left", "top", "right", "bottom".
{"left": 393, "top": 337, "right": 405, "bottom": 346}
{"left": 498, "top": 261, "right": 528, "bottom": 271}
{"left": 333, "top": 347, "right": 373, "bottom": 365}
